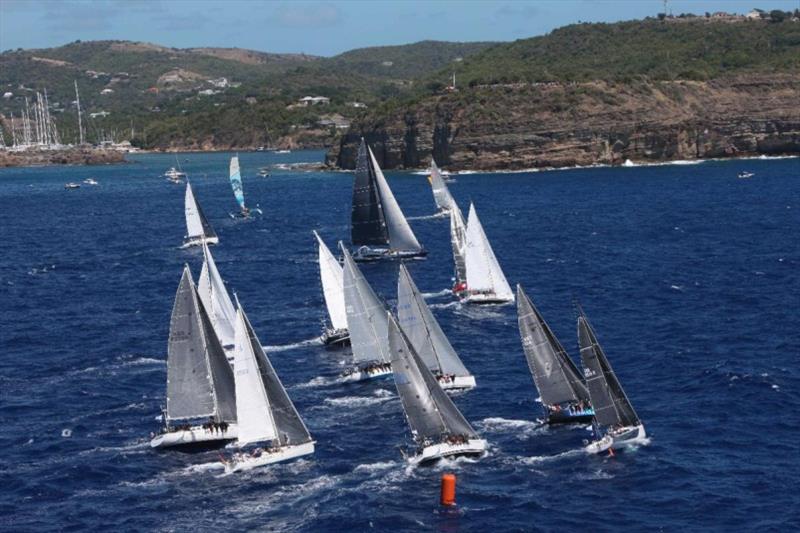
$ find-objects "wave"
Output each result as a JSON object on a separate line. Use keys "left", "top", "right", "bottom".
{"left": 354, "top": 461, "right": 397, "bottom": 474}
{"left": 422, "top": 289, "right": 451, "bottom": 299}
{"left": 263, "top": 336, "right": 323, "bottom": 352}
{"left": 323, "top": 391, "right": 394, "bottom": 408}
{"left": 478, "top": 417, "right": 546, "bottom": 438}
{"left": 293, "top": 376, "right": 336, "bottom": 389}
{"left": 407, "top": 213, "right": 446, "bottom": 221}
{"left": 120, "top": 357, "right": 164, "bottom": 367}
{"left": 429, "top": 301, "right": 460, "bottom": 310}
{"left": 517, "top": 448, "right": 584, "bottom": 465}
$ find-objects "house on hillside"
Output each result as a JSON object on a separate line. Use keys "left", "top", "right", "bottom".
{"left": 746, "top": 9, "right": 764, "bottom": 19}
{"left": 298, "top": 96, "right": 330, "bottom": 106}
{"left": 318, "top": 114, "right": 350, "bottom": 129}
{"left": 208, "top": 77, "right": 230, "bottom": 88}
{"left": 100, "top": 88, "right": 114, "bottom": 95}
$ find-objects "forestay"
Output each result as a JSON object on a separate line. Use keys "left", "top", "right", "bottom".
{"left": 198, "top": 243, "right": 237, "bottom": 348}
{"left": 351, "top": 139, "right": 389, "bottom": 246}
{"left": 185, "top": 182, "right": 217, "bottom": 242}
{"left": 388, "top": 314, "right": 477, "bottom": 442}
{"left": 449, "top": 204, "right": 467, "bottom": 284}
{"left": 397, "top": 264, "right": 470, "bottom": 377}
{"left": 166, "top": 265, "right": 237, "bottom": 422}
{"left": 517, "top": 285, "right": 589, "bottom": 406}
{"left": 429, "top": 158, "right": 455, "bottom": 212}
{"left": 369, "top": 147, "right": 422, "bottom": 252}
{"left": 229, "top": 156, "right": 246, "bottom": 210}
{"left": 578, "top": 314, "right": 640, "bottom": 428}
{"left": 465, "top": 203, "right": 513, "bottom": 299}
{"left": 314, "top": 231, "right": 347, "bottom": 331}
{"left": 340, "top": 242, "right": 390, "bottom": 364}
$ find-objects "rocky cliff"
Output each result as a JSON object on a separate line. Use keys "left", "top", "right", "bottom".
{"left": 0, "top": 148, "right": 126, "bottom": 168}
{"left": 328, "top": 75, "right": 800, "bottom": 170}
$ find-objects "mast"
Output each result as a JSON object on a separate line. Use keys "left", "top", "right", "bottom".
{"left": 74, "top": 80, "right": 84, "bottom": 145}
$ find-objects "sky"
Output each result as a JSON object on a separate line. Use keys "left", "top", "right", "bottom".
{"left": 1, "top": 0, "right": 798, "bottom": 56}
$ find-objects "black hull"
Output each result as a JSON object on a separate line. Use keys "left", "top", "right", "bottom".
{"left": 155, "top": 438, "right": 236, "bottom": 453}
{"left": 547, "top": 412, "right": 595, "bottom": 425}
{"left": 352, "top": 247, "right": 428, "bottom": 262}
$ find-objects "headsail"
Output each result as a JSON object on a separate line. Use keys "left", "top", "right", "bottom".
{"left": 465, "top": 203, "right": 513, "bottom": 300}
{"left": 314, "top": 231, "right": 347, "bottom": 331}
{"left": 351, "top": 139, "right": 389, "bottom": 246}
{"left": 369, "top": 147, "right": 422, "bottom": 252}
{"left": 397, "top": 264, "right": 470, "bottom": 378}
{"left": 340, "top": 242, "right": 390, "bottom": 364}
{"left": 197, "top": 243, "right": 237, "bottom": 348}
{"left": 449, "top": 204, "right": 467, "bottom": 284}
{"left": 229, "top": 156, "right": 246, "bottom": 211}
{"left": 185, "top": 182, "right": 217, "bottom": 242}
{"left": 517, "top": 285, "right": 589, "bottom": 406}
{"left": 428, "top": 158, "right": 455, "bottom": 213}
{"left": 166, "top": 265, "right": 237, "bottom": 422}
{"left": 388, "top": 314, "right": 477, "bottom": 443}
{"left": 578, "top": 313, "right": 640, "bottom": 428}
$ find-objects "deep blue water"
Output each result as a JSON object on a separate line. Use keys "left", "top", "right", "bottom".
{"left": 1, "top": 152, "right": 798, "bottom": 532}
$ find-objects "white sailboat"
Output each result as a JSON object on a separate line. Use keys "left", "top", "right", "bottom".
{"left": 165, "top": 155, "right": 186, "bottom": 182}
{"left": 351, "top": 139, "right": 426, "bottom": 260}
{"left": 387, "top": 313, "right": 486, "bottom": 464}
{"left": 397, "top": 264, "right": 475, "bottom": 391}
{"left": 150, "top": 265, "right": 238, "bottom": 449}
{"left": 223, "top": 300, "right": 315, "bottom": 472}
{"left": 461, "top": 202, "right": 514, "bottom": 304}
{"left": 228, "top": 155, "right": 262, "bottom": 218}
{"left": 449, "top": 203, "right": 468, "bottom": 295}
{"left": 428, "top": 157, "right": 456, "bottom": 216}
{"left": 339, "top": 242, "right": 393, "bottom": 382}
{"left": 197, "top": 243, "right": 237, "bottom": 359}
{"left": 182, "top": 182, "right": 219, "bottom": 248}
{"left": 314, "top": 231, "right": 349, "bottom": 347}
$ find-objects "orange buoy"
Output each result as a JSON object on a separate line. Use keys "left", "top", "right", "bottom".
{"left": 440, "top": 473, "right": 456, "bottom": 506}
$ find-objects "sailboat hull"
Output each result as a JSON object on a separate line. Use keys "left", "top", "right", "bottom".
{"left": 410, "top": 438, "right": 487, "bottom": 465}
{"left": 150, "top": 423, "right": 238, "bottom": 450}
{"left": 340, "top": 366, "right": 393, "bottom": 383}
{"left": 547, "top": 409, "right": 595, "bottom": 425}
{"left": 322, "top": 328, "right": 351, "bottom": 348}
{"left": 460, "top": 292, "right": 515, "bottom": 305}
{"left": 352, "top": 246, "right": 428, "bottom": 262}
{"left": 438, "top": 375, "right": 477, "bottom": 391}
{"left": 181, "top": 236, "right": 219, "bottom": 249}
{"left": 585, "top": 424, "right": 647, "bottom": 454}
{"left": 224, "top": 441, "right": 315, "bottom": 473}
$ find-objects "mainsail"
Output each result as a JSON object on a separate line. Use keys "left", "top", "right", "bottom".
{"left": 185, "top": 182, "right": 217, "bottom": 242}
{"left": 464, "top": 203, "right": 513, "bottom": 299}
{"left": 517, "top": 285, "right": 589, "bottom": 406}
{"left": 449, "top": 203, "right": 467, "bottom": 284}
{"left": 370, "top": 147, "right": 422, "bottom": 251}
{"left": 314, "top": 231, "right": 347, "bottom": 332}
{"left": 198, "top": 243, "right": 237, "bottom": 348}
{"left": 578, "top": 313, "right": 640, "bottom": 428}
{"left": 388, "top": 314, "right": 478, "bottom": 442}
{"left": 428, "top": 158, "right": 455, "bottom": 213}
{"left": 233, "top": 301, "right": 312, "bottom": 447}
{"left": 397, "top": 264, "right": 470, "bottom": 378}
{"left": 340, "top": 242, "right": 390, "bottom": 364}
{"left": 166, "top": 265, "right": 237, "bottom": 423}
{"left": 229, "top": 156, "right": 246, "bottom": 211}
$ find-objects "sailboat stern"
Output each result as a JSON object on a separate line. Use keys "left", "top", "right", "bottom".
{"left": 150, "top": 423, "right": 238, "bottom": 450}
{"left": 585, "top": 424, "right": 647, "bottom": 454}
{"left": 410, "top": 438, "right": 487, "bottom": 465}
{"left": 181, "top": 235, "right": 219, "bottom": 249}
{"left": 224, "top": 441, "right": 315, "bottom": 473}
{"left": 322, "top": 327, "right": 351, "bottom": 348}
{"left": 352, "top": 246, "right": 428, "bottom": 262}
{"left": 438, "top": 374, "right": 477, "bottom": 391}
{"left": 460, "top": 291, "right": 515, "bottom": 305}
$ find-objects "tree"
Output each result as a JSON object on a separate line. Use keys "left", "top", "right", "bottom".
{"left": 769, "top": 10, "right": 786, "bottom": 23}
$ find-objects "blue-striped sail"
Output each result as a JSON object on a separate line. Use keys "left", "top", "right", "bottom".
{"left": 229, "top": 156, "right": 246, "bottom": 211}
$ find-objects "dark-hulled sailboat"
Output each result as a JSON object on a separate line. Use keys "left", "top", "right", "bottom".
{"left": 351, "top": 139, "right": 426, "bottom": 261}
{"left": 150, "top": 265, "right": 238, "bottom": 449}
{"left": 388, "top": 313, "right": 486, "bottom": 464}
{"left": 578, "top": 310, "right": 646, "bottom": 454}
{"left": 516, "top": 285, "right": 593, "bottom": 424}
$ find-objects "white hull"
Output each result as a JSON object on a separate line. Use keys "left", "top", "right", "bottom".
{"left": 438, "top": 375, "right": 476, "bottom": 391}
{"left": 460, "top": 292, "right": 514, "bottom": 305}
{"left": 224, "top": 441, "right": 315, "bottom": 473}
{"left": 340, "top": 366, "right": 393, "bottom": 383}
{"left": 181, "top": 235, "right": 219, "bottom": 249}
{"left": 352, "top": 246, "right": 427, "bottom": 262}
{"left": 585, "top": 424, "right": 646, "bottom": 454}
{"left": 150, "top": 423, "right": 238, "bottom": 449}
{"left": 409, "top": 438, "right": 487, "bottom": 465}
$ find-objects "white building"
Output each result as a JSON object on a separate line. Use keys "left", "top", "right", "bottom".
{"left": 100, "top": 88, "right": 114, "bottom": 95}
{"left": 299, "top": 96, "right": 330, "bottom": 106}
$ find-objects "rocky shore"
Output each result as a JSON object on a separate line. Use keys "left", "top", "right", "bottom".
{"left": 328, "top": 74, "right": 800, "bottom": 171}
{"left": 0, "top": 148, "right": 127, "bottom": 168}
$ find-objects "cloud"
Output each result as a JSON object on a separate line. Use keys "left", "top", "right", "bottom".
{"left": 274, "top": 2, "right": 340, "bottom": 28}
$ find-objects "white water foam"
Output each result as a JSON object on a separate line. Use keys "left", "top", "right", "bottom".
{"left": 263, "top": 336, "right": 323, "bottom": 352}
{"left": 478, "top": 417, "right": 546, "bottom": 439}
{"left": 422, "top": 289, "right": 451, "bottom": 299}
{"left": 407, "top": 213, "right": 446, "bottom": 221}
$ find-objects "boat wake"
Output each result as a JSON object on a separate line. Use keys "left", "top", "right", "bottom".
{"left": 263, "top": 336, "right": 323, "bottom": 352}
{"left": 517, "top": 448, "right": 584, "bottom": 465}
{"left": 422, "top": 289, "right": 451, "bottom": 299}
{"left": 323, "top": 389, "right": 394, "bottom": 408}
{"left": 407, "top": 213, "right": 447, "bottom": 221}
{"left": 478, "top": 417, "right": 547, "bottom": 438}
{"left": 429, "top": 301, "right": 460, "bottom": 310}
{"left": 293, "top": 375, "right": 337, "bottom": 389}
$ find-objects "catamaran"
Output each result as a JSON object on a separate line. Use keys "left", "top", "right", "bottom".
{"left": 314, "top": 231, "right": 349, "bottom": 347}
{"left": 397, "top": 264, "right": 475, "bottom": 391}
{"left": 229, "top": 155, "right": 262, "bottom": 218}
{"left": 183, "top": 182, "right": 219, "bottom": 248}
{"left": 578, "top": 310, "right": 646, "bottom": 454}
{"left": 428, "top": 158, "right": 456, "bottom": 216}
{"left": 449, "top": 203, "right": 468, "bottom": 295}
{"left": 339, "top": 242, "right": 393, "bottom": 382}
{"left": 150, "top": 265, "right": 238, "bottom": 449}
{"left": 516, "top": 285, "right": 593, "bottom": 424}
{"left": 387, "top": 313, "right": 486, "bottom": 464}
{"left": 351, "top": 139, "right": 426, "bottom": 261}
{"left": 461, "top": 202, "right": 514, "bottom": 304}
{"left": 222, "top": 299, "right": 315, "bottom": 472}
{"left": 197, "top": 242, "right": 237, "bottom": 360}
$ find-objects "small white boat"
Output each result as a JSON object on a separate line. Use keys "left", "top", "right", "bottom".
{"left": 274, "top": 149, "right": 291, "bottom": 154}
{"left": 83, "top": 178, "right": 99, "bottom": 185}
{"left": 64, "top": 182, "right": 80, "bottom": 189}
{"left": 225, "top": 441, "right": 315, "bottom": 473}
{"left": 738, "top": 171, "right": 754, "bottom": 179}
{"left": 164, "top": 167, "right": 186, "bottom": 181}
{"left": 257, "top": 167, "right": 270, "bottom": 177}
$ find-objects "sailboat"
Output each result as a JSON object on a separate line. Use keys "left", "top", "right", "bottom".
{"left": 387, "top": 313, "right": 486, "bottom": 464}
{"left": 428, "top": 158, "right": 456, "bottom": 216}
{"left": 223, "top": 299, "right": 315, "bottom": 472}
{"left": 351, "top": 139, "right": 426, "bottom": 261}
{"left": 516, "top": 285, "right": 593, "bottom": 424}
{"left": 578, "top": 310, "right": 646, "bottom": 454}
{"left": 165, "top": 155, "right": 186, "bottom": 183}
{"left": 397, "top": 264, "right": 475, "bottom": 391}
{"left": 183, "top": 182, "right": 219, "bottom": 248}
{"left": 197, "top": 242, "right": 237, "bottom": 360}
{"left": 150, "top": 265, "right": 238, "bottom": 449}
{"left": 339, "top": 242, "right": 393, "bottom": 382}
{"left": 461, "top": 202, "right": 514, "bottom": 304}
{"left": 313, "top": 230, "right": 349, "bottom": 347}
{"left": 449, "top": 203, "right": 468, "bottom": 295}
{"left": 228, "top": 155, "right": 262, "bottom": 218}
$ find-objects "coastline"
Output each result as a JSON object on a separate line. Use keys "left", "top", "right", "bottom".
{"left": 0, "top": 148, "right": 127, "bottom": 168}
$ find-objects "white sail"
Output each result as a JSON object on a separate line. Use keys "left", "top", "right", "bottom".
{"left": 368, "top": 147, "right": 422, "bottom": 252}
{"left": 198, "top": 243, "right": 238, "bottom": 347}
{"left": 233, "top": 306, "right": 278, "bottom": 446}
{"left": 314, "top": 231, "right": 347, "bottom": 331}
{"left": 429, "top": 158, "right": 455, "bottom": 212}
{"left": 185, "top": 183, "right": 205, "bottom": 239}
{"left": 465, "top": 203, "right": 513, "bottom": 300}
{"left": 450, "top": 203, "right": 467, "bottom": 283}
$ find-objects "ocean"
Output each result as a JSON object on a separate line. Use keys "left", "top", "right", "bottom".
{"left": 1, "top": 151, "right": 798, "bottom": 531}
